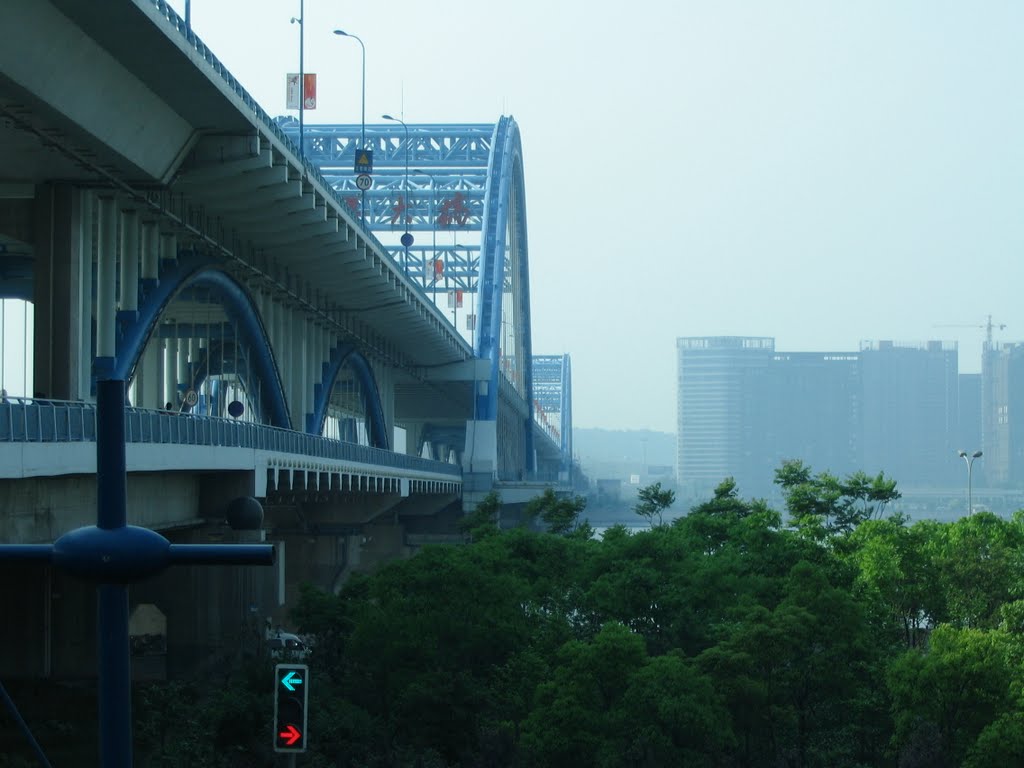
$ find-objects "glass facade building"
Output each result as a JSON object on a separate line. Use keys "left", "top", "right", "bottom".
{"left": 677, "top": 337, "right": 961, "bottom": 499}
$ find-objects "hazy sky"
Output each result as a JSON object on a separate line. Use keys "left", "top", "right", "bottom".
{"left": 166, "top": 1, "right": 1024, "bottom": 434}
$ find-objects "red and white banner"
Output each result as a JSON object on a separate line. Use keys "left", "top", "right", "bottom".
{"left": 286, "top": 73, "right": 317, "bottom": 109}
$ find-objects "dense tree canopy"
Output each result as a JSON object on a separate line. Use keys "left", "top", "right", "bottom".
{"left": 123, "top": 473, "right": 1024, "bottom": 767}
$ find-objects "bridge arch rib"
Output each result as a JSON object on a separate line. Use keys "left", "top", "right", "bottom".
{"left": 307, "top": 343, "right": 389, "bottom": 450}
{"left": 475, "top": 116, "right": 535, "bottom": 473}
{"left": 110, "top": 253, "right": 291, "bottom": 428}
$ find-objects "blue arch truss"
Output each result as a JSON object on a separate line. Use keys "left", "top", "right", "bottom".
{"left": 103, "top": 253, "right": 291, "bottom": 428}
{"left": 284, "top": 116, "right": 538, "bottom": 473}
{"left": 307, "top": 343, "right": 389, "bottom": 449}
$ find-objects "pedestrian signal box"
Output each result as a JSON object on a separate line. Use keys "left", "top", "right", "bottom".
{"left": 274, "top": 663, "right": 309, "bottom": 753}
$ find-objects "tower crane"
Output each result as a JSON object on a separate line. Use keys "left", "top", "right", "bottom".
{"left": 933, "top": 315, "right": 1006, "bottom": 350}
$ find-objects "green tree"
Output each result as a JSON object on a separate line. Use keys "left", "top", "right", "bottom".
{"left": 775, "top": 460, "right": 900, "bottom": 536}
{"left": 458, "top": 490, "right": 502, "bottom": 541}
{"left": 932, "top": 512, "right": 1024, "bottom": 628}
{"left": 633, "top": 481, "right": 676, "bottom": 527}
{"left": 845, "top": 517, "right": 943, "bottom": 648}
{"left": 888, "top": 625, "right": 1014, "bottom": 764}
{"left": 518, "top": 622, "right": 648, "bottom": 767}
{"left": 525, "top": 487, "right": 589, "bottom": 535}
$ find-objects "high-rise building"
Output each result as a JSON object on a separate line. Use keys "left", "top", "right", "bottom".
{"left": 860, "top": 341, "right": 958, "bottom": 486}
{"left": 676, "top": 337, "right": 773, "bottom": 496}
{"left": 982, "top": 343, "right": 1024, "bottom": 486}
{"left": 677, "top": 336, "right": 961, "bottom": 498}
{"left": 764, "top": 351, "right": 862, "bottom": 479}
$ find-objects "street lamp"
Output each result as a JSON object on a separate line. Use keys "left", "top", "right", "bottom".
{"left": 382, "top": 114, "right": 413, "bottom": 272}
{"left": 414, "top": 168, "right": 439, "bottom": 297}
{"left": 290, "top": 2, "right": 305, "bottom": 159}
{"left": 333, "top": 29, "right": 366, "bottom": 222}
{"left": 958, "top": 449, "right": 983, "bottom": 516}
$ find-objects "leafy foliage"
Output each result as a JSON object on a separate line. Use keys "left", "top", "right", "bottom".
{"left": 118, "top": 462, "right": 1024, "bottom": 767}
{"left": 525, "top": 488, "right": 589, "bottom": 535}
{"left": 633, "top": 481, "right": 676, "bottom": 527}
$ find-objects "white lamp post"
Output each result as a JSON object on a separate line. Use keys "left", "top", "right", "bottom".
{"left": 382, "top": 114, "right": 413, "bottom": 272}
{"left": 958, "top": 449, "right": 983, "bottom": 516}
{"left": 333, "top": 29, "right": 366, "bottom": 223}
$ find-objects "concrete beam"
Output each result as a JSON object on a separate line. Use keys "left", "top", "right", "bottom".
{"left": 0, "top": 0, "right": 197, "bottom": 182}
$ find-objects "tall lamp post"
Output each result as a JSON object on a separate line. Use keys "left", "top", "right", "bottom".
{"left": 289, "top": 1, "right": 305, "bottom": 159}
{"left": 382, "top": 114, "right": 413, "bottom": 273}
{"left": 958, "top": 449, "right": 983, "bottom": 516}
{"left": 333, "top": 29, "right": 366, "bottom": 222}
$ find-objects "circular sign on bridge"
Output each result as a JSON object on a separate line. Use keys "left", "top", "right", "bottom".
{"left": 183, "top": 389, "right": 199, "bottom": 408}
{"left": 355, "top": 174, "right": 372, "bottom": 191}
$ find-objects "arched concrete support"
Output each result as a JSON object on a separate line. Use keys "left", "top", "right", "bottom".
{"left": 306, "top": 343, "right": 389, "bottom": 449}
{"left": 112, "top": 258, "right": 290, "bottom": 428}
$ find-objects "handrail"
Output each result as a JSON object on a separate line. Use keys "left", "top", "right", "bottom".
{"left": 0, "top": 398, "right": 460, "bottom": 477}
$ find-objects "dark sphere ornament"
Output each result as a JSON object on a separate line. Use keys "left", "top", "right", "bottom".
{"left": 400, "top": 232, "right": 414, "bottom": 248}
{"left": 227, "top": 400, "right": 244, "bottom": 419}
{"left": 225, "top": 496, "right": 264, "bottom": 530}
{"left": 53, "top": 525, "right": 171, "bottom": 583}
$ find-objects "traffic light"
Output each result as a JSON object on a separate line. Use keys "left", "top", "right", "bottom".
{"left": 274, "top": 663, "right": 309, "bottom": 753}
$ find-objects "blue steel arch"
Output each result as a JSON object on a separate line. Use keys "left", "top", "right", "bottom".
{"left": 474, "top": 117, "right": 535, "bottom": 464}
{"left": 306, "top": 343, "right": 389, "bottom": 449}
{"left": 111, "top": 254, "right": 291, "bottom": 428}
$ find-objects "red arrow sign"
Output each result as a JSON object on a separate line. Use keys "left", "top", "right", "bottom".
{"left": 278, "top": 724, "right": 302, "bottom": 746}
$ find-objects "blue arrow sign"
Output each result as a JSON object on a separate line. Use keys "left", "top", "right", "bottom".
{"left": 281, "top": 671, "right": 304, "bottom": 691}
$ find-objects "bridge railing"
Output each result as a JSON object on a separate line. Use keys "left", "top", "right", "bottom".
{"left": 0, "top": 398, "right": 460, "bottom": 477}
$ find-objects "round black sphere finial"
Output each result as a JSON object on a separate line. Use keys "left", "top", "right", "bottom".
{"left": 400, "top": 232, "right": 414, "bottom": 248}
{"left": 225, "top": 497, "right": 264, "bottom": 530}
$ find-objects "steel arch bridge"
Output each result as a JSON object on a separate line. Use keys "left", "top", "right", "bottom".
{"left": 281, "top": 117, "right": 547, "bottom": 476}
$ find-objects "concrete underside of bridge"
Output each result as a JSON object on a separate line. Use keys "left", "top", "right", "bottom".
{"left": 0, "top": 0, "right": 570, "bottom": 681}
{"left": 0, "top": 469, "right": 463, "bottom": 679}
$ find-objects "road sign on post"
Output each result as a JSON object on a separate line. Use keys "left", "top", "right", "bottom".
{"left": 274, "top": 663, "right": 309, "bottom": 753}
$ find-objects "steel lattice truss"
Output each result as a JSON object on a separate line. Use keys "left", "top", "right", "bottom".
{"left": 532, "top": 354, "right": 573, "bottom": 466}
{"left": 279, "top": 119, "right": 495, "bottom": 292}
{"left": 281, "top": 117, "right": 561, "bottom": 471}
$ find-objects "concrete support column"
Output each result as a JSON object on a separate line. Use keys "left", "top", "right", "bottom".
{"left": 274, "top": 299, "right": 287, "bottom": 417}
{"left": 95, "top": 196, "right": 118, "bottom": 367}
{"left": 139, "top": 337, "right": 161, "bottom": 409}
{"left": 163, "top": 337, "right": 177, "bottom": 407}
{"left": 159, "top": 232, "right": 177, "bottom": 270}
{"left": 176, "top": 331, "right": 189, "bottom": 401}
{"left": 32, "top": 183, "right": 92, "bottom": 400}
{"left": 141, "top": 222, "right": 159, "bottom": 282}
{"left": 291, "top": 315, "right": 308, "bottom": 429}
{"left": 118, "top": 209, "right": 139, "bottom": 312}
{"left": 78, "top": 191, "right": 95, "bottom": 401}
{"left": 463, "top": 419, "right": 498, "bottom": 476}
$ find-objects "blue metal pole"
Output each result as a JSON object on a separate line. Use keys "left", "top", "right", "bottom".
{"left": 98, "top": 584, "right": 132, "bottom": 768}
{"left": 96, "top": 379, "right": 126, "bottom": 530}
{"left": 95, "top": 379, "right": 132, "bottom": 767}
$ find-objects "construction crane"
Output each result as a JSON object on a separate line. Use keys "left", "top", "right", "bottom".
{"left": 933, "top": 315, "right": 1006, "bottom": 350}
